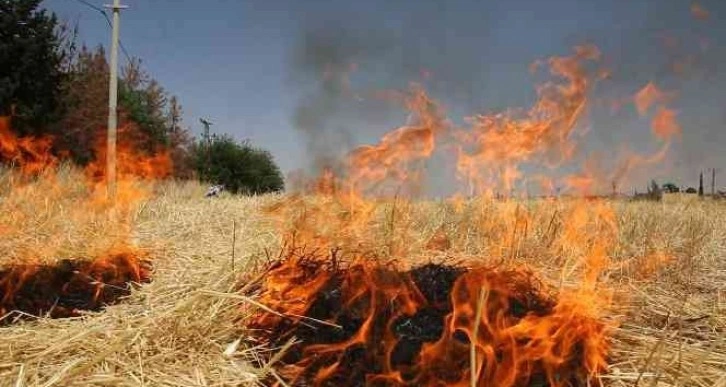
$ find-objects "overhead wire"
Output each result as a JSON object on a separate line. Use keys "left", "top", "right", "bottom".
{"left": 69, "top": 0, "right": 132, "bottom": 63}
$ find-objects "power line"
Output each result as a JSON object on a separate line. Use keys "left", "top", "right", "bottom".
{"left": 69, "top": 0, "right": 132, "bottom": 63}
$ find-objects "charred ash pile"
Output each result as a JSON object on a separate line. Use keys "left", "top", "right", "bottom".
{"left": 0, "top": 252, "right": 151, "bottom": 324}
{"left": 245, "top": 249, "right": 610, "bottom": 387}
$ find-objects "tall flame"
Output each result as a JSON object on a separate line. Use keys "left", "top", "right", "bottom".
{"left": 0, "top": 117, "right": 57, "bottom": 175}
{"left": 255, "top": 43, "right": 681, "bottom": 386}
{"left": 346, "top": 84, "right": 448, "bottom": 196}
{"left": 455, "top": 45, "right": 601, "bottom": 197}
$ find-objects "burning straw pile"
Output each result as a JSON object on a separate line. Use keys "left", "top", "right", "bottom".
{"left": 246, "top": 249, "right": 610, "bottom": 387}
{"left": 0, "top": 116, "right": 166, "bottom": 325}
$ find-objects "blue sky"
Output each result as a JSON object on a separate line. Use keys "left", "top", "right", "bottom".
{"left": 42, "top": 0, "right": 726, "bottom": 191}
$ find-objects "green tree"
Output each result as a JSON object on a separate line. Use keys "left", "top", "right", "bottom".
{"left": 1, "top": 3, "right": 195, "bottom": 178}
{"left": 54, "top": 45, "right": 109, "bottom": 164}
{"left": 0, "top": 0, "right": 67, "bottom": 134}
{"left": 119, "top": 59, "right": 169, "bottom": 151}
{"left": 165, "top": 96, "right": 195, "bottom": 178}
{"left": 195, "top": 134, "right": 284, "bottom": 195}
{"left": 55, "top": 45, "right": 194, "bottom": 174}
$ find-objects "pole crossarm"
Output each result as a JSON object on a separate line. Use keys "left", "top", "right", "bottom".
{"left": 103, "top": 4, "right": 129, "bottom": 10}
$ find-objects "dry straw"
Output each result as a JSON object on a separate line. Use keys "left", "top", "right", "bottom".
{"left": 0, "top": 167, "right": 724, "bottom": 386}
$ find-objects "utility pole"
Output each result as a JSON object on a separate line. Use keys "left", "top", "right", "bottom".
{"left": 105, "top": 0, "right": 128, "bottom": 201}
{"left": 200, "top": 118, "right": 213, "bottom": 181}
{"left": 712, "top": 168, "right": 717, "bottom": 197}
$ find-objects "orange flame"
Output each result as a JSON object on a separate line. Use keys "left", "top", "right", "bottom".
{"left": 691, "top": 2, "right": 710, "bottom": 21}
{"left": 0, "top": 117, "right": 57, "bottom": 175}
{"left": 1, "top": 117, "right": 169, "bottom": 319}
{"left": 249, "top": 252, "right": 610, "bottom": 386}
{"left": 634, "top": 82, "right": 674, "bottom": 116}
{"left": 82, "top": 123, "right": 173, "bottom": 209}
{"left": 455, "top": 45, "right": 601, "bottom": 196}
{"left": 84, "top": 122, "right": 173, "bottom": 181}
{"left": 0, "top": 116, "right": 172, "bottom": 186}
{"left": 651, "top": 107, "right": 681, "bottom": 141}
{"left": 256, "top": 42, "right": 682, "bottom": 385}
{"left": 346, "top": 84, "right": 448, "bottom": 196}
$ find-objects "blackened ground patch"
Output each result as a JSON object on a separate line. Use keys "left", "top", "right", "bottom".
{"left": 246, "top": 253, "right": 599, "bottom": 386}
{"left": 0, "top": 253, "right": 151, "bottom": 324}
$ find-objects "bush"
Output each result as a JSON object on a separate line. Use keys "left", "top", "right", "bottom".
{"left": 662, "top": 182, "right": 679, "bottom": 193}
{"left": 194, "top": 134, "right": 284, "bottom": 195}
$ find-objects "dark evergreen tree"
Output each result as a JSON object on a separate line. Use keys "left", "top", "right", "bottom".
{"left": 0, "top": 0, "right": 66, "bottom": 134}
{"left": 1, "top": 2, "right": 196, "bottom": 178}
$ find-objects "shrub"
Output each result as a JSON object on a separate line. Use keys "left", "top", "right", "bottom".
{"left": 194, "top": 134, "right": 284, "bottom": 195}
{"left": 662, "top": 182, "right": 679, "bottom": 193}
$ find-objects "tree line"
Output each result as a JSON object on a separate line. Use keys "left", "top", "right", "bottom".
{"left": 0, "top": 0, "right": 284, "bottom": 195}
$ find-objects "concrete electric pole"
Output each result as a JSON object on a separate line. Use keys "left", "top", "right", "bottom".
{"left": 200, "top": 118, "right": 213, "bottom": 180}
{"left": 712, "top": 168, "right": 717, "bottom": 197}
{"left": 105, "top": 0, "right": 128, "bottom": 201}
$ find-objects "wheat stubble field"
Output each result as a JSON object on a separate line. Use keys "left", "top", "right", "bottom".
{"left": 1, "top": 43, "right": 725, "bottom": 387}
{"left": 0, "top": 165, "right": 724, "bottom": 387}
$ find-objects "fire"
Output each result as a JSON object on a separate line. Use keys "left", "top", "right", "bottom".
{"left": 690, "top": 2, "right": 710, "bottom": 21}
{"left": 253, "top": 41, "right": 682, "bottom": 385}
{"left": 346, "top": 84, "right": 448, "bottom": 196}
{"left": 84, "top": 123, "right": 173, "bottom": 209}
{"left": 258, "top": 187, "right": 620, "bottom": 385}
{"left": 634, "top": 82, "right": 669, "bottom": 116}
{"left": 651, "top": 107, "right": 681, "bottom": 141}
{"left": 455, "top": 45, "right": 601, "bottom": 196}
{"left": 634, "top": 82, "right": 681, "bottom": 140}
{"left": 253, "top": 181, "right": 627, "bottom": 385}
{"left": 631, "top": 83, "right": 681, "bottom": 172}
{"left": 0, "top": 117, "right": 169, "bottom": 322}
{"left": 0, "top": 116, "right": 171, "bottom": 192}
{"left": 248, "top": 252, "right": 610, "bottom": 386}
{"left": 0, "top": 248, "right": 151, "bottom": 323}
{"left": 566, "top": 82, "right": 683, "bottom": 192}
{"left": 85, "top": 123, "right": 173, "bottom": 182}
{"left": 0, "top": 116, "right": 57, "bottom": 175}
